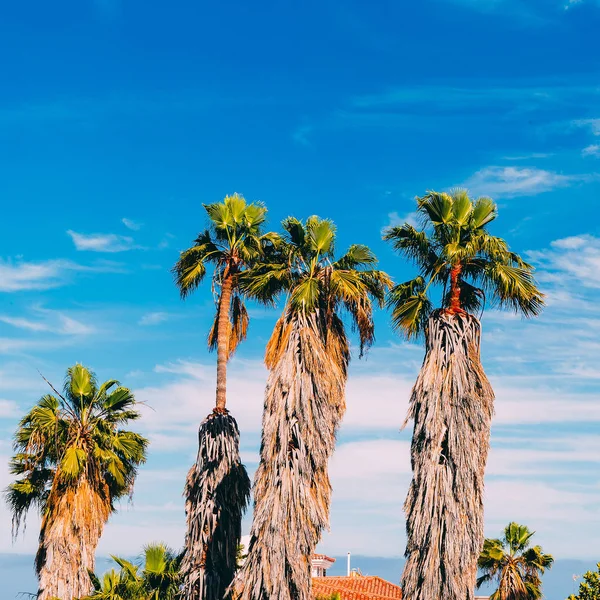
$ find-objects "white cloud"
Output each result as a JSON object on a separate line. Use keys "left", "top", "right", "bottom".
{"left": 529, "top": 234, "right": 600, "bottom": 288}
{"left": 381, "top": 211, "right": 419, "bottom": 234}
{"left": 122, "top": 218, "right": 142, "bottom": 231}
{"left": 573, "top": 118, "right": 600, "bottom": 135}
{"left": 0, "top": 259, "right": 89, "bottom": 292}
{"left": 0, "top": 311, "right": 94, "bottom": 336}
{"left": 582, "top": 144, "right": 600, "bottom": 158}
{"left": 0, "top": 399, "right": 19, "bottom": 418}
{"left": 462, "top": 166, "right": 579, "bottom": 198}
{"left": 67, "top": 230, "right": 140, "bottom": 252}
{"left": 139, "top": 312, "right": 170, "bottom": 326}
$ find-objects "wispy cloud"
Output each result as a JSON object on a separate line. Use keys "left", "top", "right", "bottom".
{"left": 67, "top": 230, "right": 141, "bottom": 252}
{"left": 0, "top": 311, "right": 95, "bottom": 335}
{"left": 582, "top": 144, "right": 600, "bottom": 157}
{"left": 529, "top": 234, "right": 600, "bottom": 288}
{"left": 381, "top": 210, "right": 419, "bottom": 234}
{"left": 0, "top": 258, "right": 121, "bottom": 292}
{"left": 122, "top": 218, "right": 142, "bottom": 231}
{"left": 573, "top": 117, "right": 600, "bottom": 135}
{"left": 462, "top": 166, "right": 585, "bottom": 198}
{"left": 138, "top": 312, "right": 170, "bottom": 326}
{"left": 292, "top": 124, "right": 313, "bottom": 147}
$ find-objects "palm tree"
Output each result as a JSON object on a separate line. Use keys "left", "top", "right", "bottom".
{"left": 383, "top": 190, "right": 544, "bottom": 600}
{"left": 6, "top": 364, "right": 148, "bottom": 600}
{"left": 173, "top": 193, "right": 277, "bottom": 600}
{"left": 477, "top": 522, "right": 554, "bottom": 600}
{"left": 85, "top": 543, "right": 181, "bottom": 600}
{"left": 238, "top": 216, "right": 391, "bottom": 600}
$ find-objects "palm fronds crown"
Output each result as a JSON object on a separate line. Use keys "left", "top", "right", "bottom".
{"left": 383, "top": 189, "right": 544, "bottom": 339}
{"left": 240, "top": 215, "right": 392, "bottom": 355}
{"left": 85, "top": 543, "right": 181, "bottom": 600}
{"left": 7, "top": 364, "right": 148, "bottom": 535}
{"left": 172, "top": 192, "right": 278, "bottom": 355}
{"left": 477, "top": 522, "right": 554, "bottom": 600}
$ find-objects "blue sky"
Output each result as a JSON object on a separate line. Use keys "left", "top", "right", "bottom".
{"left": 2, "top": 0, "right": 600, "bottom": 580}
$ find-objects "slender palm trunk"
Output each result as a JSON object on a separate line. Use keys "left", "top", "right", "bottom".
{"left": 215, "top": 272, "right": 234, "bottom": 412}
{"left": 181, "top": 269, "right": 250, "bottom": 600}
{"left": 401, "top": 310, "right": 494, "bottom": 600}
{"left": 448, "top": 261, "right": 463, "bottom": 314}
{"left": 37, "top": 478, "right": 110, "bottom": 600}
{"left": 239, "top": 312, "right": 347, "bottom": 600}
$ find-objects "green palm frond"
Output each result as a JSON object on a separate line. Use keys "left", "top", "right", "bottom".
{"left": 384, "top": 189, "right": 544, "bottom": 338}
{"left": 7, "top": 365, "right": 148, "bottom": 537}
{"left": 334, "top": 244, "right": 378, "bottom": 269}
{"left": 382, "top": 224, "right": 434, "bottom": 269}
{"left": 478, "top": 523, "right": 553, "bottom": 599}
{"left": 387, "top": 277, "right": 432, "bottom": 339}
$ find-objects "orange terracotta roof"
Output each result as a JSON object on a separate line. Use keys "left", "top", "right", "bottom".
{"left": 313, "top": 554, "right": 337, "bottom": 563}
{"left": 312, "top": 576, "right": 402, "bottom": 600}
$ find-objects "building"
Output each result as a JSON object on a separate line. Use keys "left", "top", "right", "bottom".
{"left": 311, "top": 554, "right": 402, "bottom": 599}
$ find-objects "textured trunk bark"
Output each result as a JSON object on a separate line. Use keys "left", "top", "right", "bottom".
{"left": 180, "top": 412, "right": 250, "bottom": 600}
{"left": 215, "top": 273, "right": 234, "bottom": 412}
{"left": 37, "top": 478, "right": 109, "bottom": 600}
{"left": 401, "top": 311, "right": 494, "bottom": 600}
{"left": 238, "top": 313, "right": 348, "bottom": 600}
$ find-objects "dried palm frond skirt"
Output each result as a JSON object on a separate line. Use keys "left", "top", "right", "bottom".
{"left": 238, "top": 313, "right": 347, "bottom": 600}
{"left": 180, "top": 411, "right": 251, "bottom": 600}
{"left": 401, "top": 311, "right": 494, "bottom": 600}
{"left": 36, "top": 477, "right": 110, "bottom": 600}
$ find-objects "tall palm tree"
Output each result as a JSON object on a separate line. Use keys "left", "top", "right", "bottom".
{"left": 85, "top": 542, "right": 181, "bottom": 600}
{"left": 238, "top": 216, "right": 391, "bottom": 600}
{"left": 477, "top": 522, "right": 554, "bottom": 600}
{"left": 6, "top": 364, "right": 148, "bottom": 600}
{"left": 173, "top": 193, "right": 277, "bottom": 600}
{"left": 384, "top": 190, "right": 544, "bottom": 600}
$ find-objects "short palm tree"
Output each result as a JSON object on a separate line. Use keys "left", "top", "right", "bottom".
{"left": 85, "top": 543, "right": 181, "bottom": 600}
{"left": 384, "top": 190, "right": 543, "bottom": 600}
{"left": 173, "top": 193, "right": 277, "bottom": 600}
{"left": 238, "top": 216, "right": 391, "bottom": 600}
{"left": 477, "top": 522, "right": 554, "bottom": 600}
{"left": 6, "top": 364, "right": 148, "bottom": 600}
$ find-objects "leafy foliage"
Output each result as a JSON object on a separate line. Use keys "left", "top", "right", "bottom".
{"left": 241, "top": 215, "right": 392, "bottom": 356}
{"left": 568, "top": 564, "right": 600, "bottom": 600}
{"left": 172, "top": 193, "right": 279, "bottom": 358}
{"left": 7, "top": 364, "right": 148, "bottom": 538}
{"left": 477, "top": 522, "right": 554, "bottom": 600}
{"left": 83, "top": 543, "right": 181, "bottom": 600}
{"left": 6, "top": 364, "right": 148, "bottom": 600}
{"left": 383, "top": 189, "right": 544, "bottom": 339}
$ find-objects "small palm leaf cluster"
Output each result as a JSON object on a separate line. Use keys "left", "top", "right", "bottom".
{"left": 238, "top": 217, "right": 390, "bottom": 600}
{"left": 385, "top": 191, "right": 544, "bottom": 600}
{"left": 477, "top": 522, "right": 554, "bottom": 600}
{"left": 7, "top": 364, "right": 148, "bottom": 600}
{"left": 84, "top": 543, "right": 181, "bottom": 600}
{"left": 173, "top": 194, "right": 272, "bottom": 600}
{"left": 384, "top": 189, "right": 543, "bottom": 339}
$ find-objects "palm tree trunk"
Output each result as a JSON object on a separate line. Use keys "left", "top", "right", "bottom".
{"left": 180, "top": 413, "right": 251, "bottom": 600}
{"left": 238, "top": 312, "right": 347, "bottom": 600}
{"left": 215, "top": 272, "right": 234, "bottom": 412}
{"left": 401, "top": 310, "right": 494, "bottom": 600}
{"left": 37, "top": 478, "right": 110, "bottom": 600}
{"left": 181, "top": 268, "right": 250, "bottom": 600}
{"left": 448, "top": 261, "right": 463, "bottom": 314}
